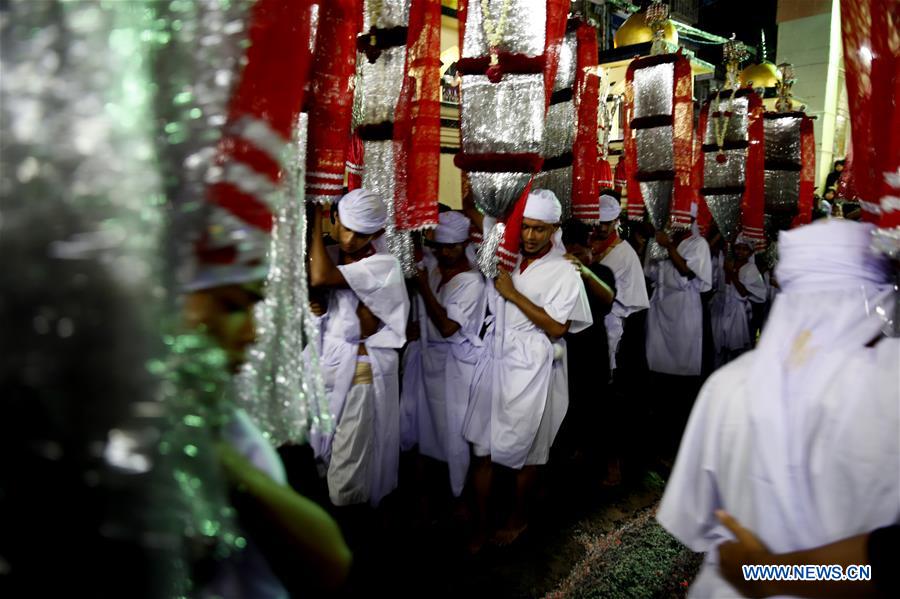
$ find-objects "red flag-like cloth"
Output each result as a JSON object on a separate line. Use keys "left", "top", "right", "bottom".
{"left": 669, "top": 54, "right": 695, "bottom": 230}
{"left": 571, "top": 22, "right": 601, "bottom": 222}
{"left": 497, "top": 178, "right": 535, "bottom": 272}
{"left": 208, "top": 0, "right": 315, "bottom": 231}
{"left": 393, "top": 0, "right": 442, "bottom": 231}
{"left": 597, "top": 158, "right": 614, "bottom": 190}
{"left": 622, "top": 72, "right": 643, "bottom": 222}
{"left": 305, "top": 0, "right": 361, "bottom": 204}
{"left": 793, "top": 116, "right": 816, "bottom": 227}
{"left": 741, "top": 92, "right": 766, "bottom": 248}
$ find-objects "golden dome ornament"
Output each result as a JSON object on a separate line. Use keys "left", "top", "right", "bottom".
{"left": 740, "top": 61, "right": 781, "bottom": 90}
{"left": 614, "top": 9, "right": 678, "bottom": 49}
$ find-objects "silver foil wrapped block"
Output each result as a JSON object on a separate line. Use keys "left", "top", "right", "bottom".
{"left": 534, "top": 166, "right": 573, "bottom": 219}
{"left": 764, "top": 169, "right": 800, "bottom": 214}
{"left": 705, "top": 193, "right": 744, "bottom": 240}
{"left": 635, "top": 126, "right": 674, "bottom": 173}
{"left": 356, "top": 46, "right": 407, "bottom": 126}
{"left": 543, "top": 100, "right": 576, "bottom": 158}
{"left": 460, "top": 74, "right": 546, "bottom": 155}
{"left": 764, "top": 115, "right": 802, "bottom": 163}
{"left": 633, "top": 62, "right": 674, "bottom": 119}
{"left": 703, "top": 96, "right": 750, "bottom": 145}
{"left": 640, "top": 180, "right": 674, "bottom": 230}
{"left": 361, "top": 0, "right": 411, "bottom": 30}
{"left": 646, "top": 238, "right": 670, "bottom": 263}
{"left": 703, "top": 148, "right": 748, "bottom": 188}
{"left": 462, "top": 0, "right": 546, "bottom": 58}
{"left": 469, "top": 171, "right": 534, "bottom": 218}
{"left": 361, "top": 139, "right": 396, "bottom": 201}
{"left": 553, "top": 29, "right": 578, "bottom": 92}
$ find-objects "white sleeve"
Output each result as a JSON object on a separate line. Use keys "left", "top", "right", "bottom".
{"left": 543, "top": 265, "right": 593, "bottom": 334}
{"left": 338, "top": 254, "right": 410, "bottom": 349}
{"left": 442, "top": 272, "right": 486, "bottom": 342}
{"left": 684, "top": 237, "right": 713, "bottom": 293}
{"left": 740, "top": 263, "right": 768, "bottom": 303}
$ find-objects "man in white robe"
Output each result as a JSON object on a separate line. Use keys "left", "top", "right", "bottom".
{"left": 658, "top": 219, "right": 899, "bottom": 598}
{"left": 645, "top": 222, "right": 713, "bottom": 376}
{"left": 400, "top": 211, "right": 487, "bottom": 498}
{"left": 308, "top": 189, "right": 410, "bottom": 507}
{"left": 593, "top": 194, "right": 649, "bottom": 372}
{"left": 463, "top": 189, "right": 592, "bottom": 549}
{"left": 711, "top": 235, "right": 767, "bottom": 366}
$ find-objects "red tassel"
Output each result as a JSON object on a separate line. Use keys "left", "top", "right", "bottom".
{"left": 496, "top": 178, "right": 535, "bottom": 272}
{"left": 740, "top": 92, "right": 766, "bottom": 248}
{"left": 793, "top": 116, "right": 816, "bottom": 227}
{"left": 571, "top": 21, "right": 601, "bottom": 223}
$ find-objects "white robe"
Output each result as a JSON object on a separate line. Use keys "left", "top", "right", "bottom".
{"left": 711, "top": 261, "right": 767, "bottom": 357}
{"left": 645, "top": 234, "right": 712, "bottom": 376}
{"left": 657, "top": 340, "right": 900, "bottom": 598}
{"left": 400, "top": 257, "right": 487, "bottom": 496}
{"left": 312, "top": 243, "right": 409, "bottom": 506}
{"left": 600, "top": 240, "right": 649, "bottom": 370}
{"left": 463, "top": 246, "right": 592, "bottom": 469}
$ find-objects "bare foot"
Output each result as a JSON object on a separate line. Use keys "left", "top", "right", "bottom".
{"left": 489, "top": 522, "right": 528, "bottom": 547}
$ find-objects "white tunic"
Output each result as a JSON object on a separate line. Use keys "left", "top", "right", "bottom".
{"left": 599, "top": 240, "right": 650, "bottom": 370}
{"left": 312, "top": 243, "right": 409, "bottom": 506}
{"left": 463, "top": 246, "right": 592, "bottom": 469}
{"left": 711, "top": 261, "right": 767, "bottom": 356}
{"left": 400, "top": 257, "right": 487, "bottom": 496}
{"left": 645, "top": 234, "right": 712, "bottom": 376}
{"left": 657, "top": 339, "right": 900, "bottom": 598}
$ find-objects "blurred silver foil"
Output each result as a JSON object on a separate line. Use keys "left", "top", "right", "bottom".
{"left": 462, "top": 0, "right": 546, "bottom": 58}
{"left": 469, "top": 171, "right": 534, "bottom": 217}
{"left": 633, "top": 62, "right": 673, "bottom": 119}
{"left": 460, "top": 73, "right": 546, "bottom": 155}
{"left": 635, "top": 125, "right": 674, "bottom": 173}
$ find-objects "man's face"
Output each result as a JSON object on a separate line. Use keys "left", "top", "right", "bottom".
{"left": 734, "top": 243, "right": 752, "bottom": 261}
{"left": 431, "top": 241, "right": 467, "bottom": 268}
{"left": 565, "top": 242, "right": 592, "bottom": 265}
{"left": 184, "top": 283, "right": 263, "bottom": 372}
{"left": 592, "top": 220, "right": 617, "bottom": 242}
{"left": 520, "top": 218, "right": 556, "bottom": 255}
{"left": 334, "top": 216, "right": 377, "bottom": 255}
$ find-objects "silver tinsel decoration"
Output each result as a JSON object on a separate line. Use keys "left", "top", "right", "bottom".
{"left": 236, "top": 114, "right": 330, "bottom": 446}
{"left": 640, "top": 180, "right": 674, "bottom": 230}
{"left": 462, "top": 0, "right": 546, "bottom": 58}
{"left": 460, "top": 73, "right": 546, "bottom": 155}
{"left": 534, "top": 166, "right": 573, "bottom": 219}
{"left": 646, "top": 238, "right": 670, "bottom": 262}
{"left": 361, "top": 0, "right": 411, "bottom": 30}
{"left": 703, "top": 96, "right": 749, "bottom": 145}
{"left": 635, "top": 126, "right": 674, "bottom": 172}
{"left": 764, "top": 115, "right": 802, "bottom": 163}
{"left": 703, "top": 148, "right": 748, "bottom": 189}
{"left": 476, "top": 221, "right": 507, "bottom": 277}
{"left": 553, "top": 28, "right": 578, "bottom": 92}
{"left": 543, "top": 100, "right": 576, "bottom": 158}
{"left": 355, "top": 45, "right": 407, "bottom": 126}
{"left": 764, "top": 169, "right": 800, "bottom": 213}
{"left": 633, "top": 62, "right": 673, "bottom": 119}
{"left": 469, "top": 171, "right": 534, "bottom": 217}
{"left": 705, "top": 193, "right": 744, "bottom": 240}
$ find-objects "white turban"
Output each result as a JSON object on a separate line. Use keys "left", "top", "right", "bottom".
{"left": 734, "top": 233, "right": 754, "bottom": 249}
{"left": 599, "top": 194, "right": 621, "bottom": 222}
{"left": 690, "top": 201, "right": 698, "bottom": 218}
{"left": 337, "top": 188, "right": 387, "bottom": 234}
{"left": 523, "top": 188, "right": 562, "bottom": 224}
{"left": 433, "top": 211, "right": 471, "bottom": 244}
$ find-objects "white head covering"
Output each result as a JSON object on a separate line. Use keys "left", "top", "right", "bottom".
{"left": 523, "top": 188, "right": 562, "bottom": 224}
{"left": 337, "top": 188, "right": 387, "bottom": 234}
{"left": 690, "top": 202, "right": 700, "bottom": 236}
{"left": 433, "top": 211, "right": 471, "bottom": 244}
{"left": 599, "top": 194, "right": 621, "bottom": 222}
{"left": 747, "top": 219, "right": 892, "bottom": 545}
{"left": 733, "top": 233, "right": 754, "bottom": 249}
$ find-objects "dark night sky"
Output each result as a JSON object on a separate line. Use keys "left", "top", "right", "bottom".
{"left": 697, "top": 0, "right": 779, "bottom": 62}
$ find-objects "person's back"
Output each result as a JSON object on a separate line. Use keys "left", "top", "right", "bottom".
{"left": 658, "top": 220, "right": 899, "bottom": 597}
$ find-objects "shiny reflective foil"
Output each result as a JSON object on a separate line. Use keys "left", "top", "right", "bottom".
{"left": 646, "top": 238, "right": 670, "bottom": 262}
{"left": 460, "top": 74, "right": 545, "bottom": 154}
{"left": 764, "top": 115, "right": 802, "bottom": 164}
{"left": 543, "top": 100, "right": 576, "bottom": 158}
{"left": 462, "top": 0, "right": 546, "bottom": 58}
{"left": 553, "top": 29, "right": 578, "bottom": 92}
{"left": 469, "top": 171, "right": 534, "bottom": 217}
{"left": 356, "top": 45, "right": 406, "bottom": 126}
{"left": 534, "top": 166, "right": 573, "bottom": 219}
{"left": 633, "top": 62, "right": 674, "bottom": 119}
{"left": 361, "top": 139, "right": 395, "bottom": 200}
{"left": 361, "top": 0, "right": 410, "bottom": 30}
{"left": 703, "top": 148, "right": 748, "bottom": 188}
{"left": 705, "top": 193, "right": 744, "bottom": 240}
{"left": 635, "top": 126, "right": 673, "bottom": 173}
{"left": 639, "top": 180, "right": 674, "bottom": 230}
{"left": 476, "top": 221, "right": 506, "bottom": 277}
{"left": 703, "top": 96, "right": 750, "bottom": 145}
{"left": 764, "top": 169, "right": 800, "bottom": 213}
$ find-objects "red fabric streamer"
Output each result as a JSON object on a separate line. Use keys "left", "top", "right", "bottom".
{"left": 496, "top": 178, "right": 535, "bottom": 272}
{"left": 207, "top": 0, "right": 315, "bottom": 231}
{"left": 669, "top": 54, "right": 695, "bottom": 230}
{"left": 840, "top": 0, "right": 900, "bottom": 228}
{"left": 597, "top": 158, "right": 614, "bottom": 190}
{"left": 622, "top": 65, "right": 644, "bottom": 222}
{"left": 793, "top": 116, "right": 816, "bottom": 227}
{"left": 346, "top": 131, "right": 364, "bottom": 192}
{"left": 542, "top": 0, "right": 571, "bottom": 110}
{"left": 305, "top": 0, "right": 362, "bottom": 203}
{"left": 392, "top": 0, "right": 442, "bottom": 231}
{"left": 571, "top": 22, "right": 600, "bottom": 222}
{"left": 740, "top": 92, "right": 766, "bottom": 248}
{"left": 613, "top": 158, "right": 627, "bottom": 194}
